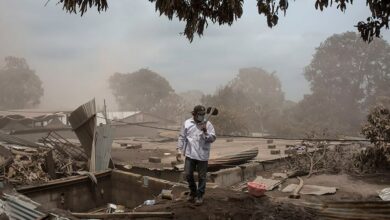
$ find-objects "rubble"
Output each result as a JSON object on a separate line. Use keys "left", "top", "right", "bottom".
{"left": 6, "top": 148, "right": 50, "bottom": 185}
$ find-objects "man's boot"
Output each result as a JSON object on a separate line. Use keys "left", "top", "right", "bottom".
{"left": 187, "top": 194, "right": 196, "bottom": 203}
{"left": 195, "top": 196, "right": 203, "bottom": 205}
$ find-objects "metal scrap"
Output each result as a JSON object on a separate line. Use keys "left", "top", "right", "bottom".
{"left": 283, "top": 183, "right": 337, "bottom": 195}
{"left": 94, "top": 124, "right": 113, "bottom": 172}
{"left": 0, "top": 132, "right": 41, "bottom": 148}
{"left": 0, "top": 192, "right": 46, "bottom": 220}
{"left": 68, "top": 98, "right": 97, "bottom": 160}
{"left": 208, "top": 147, "right": 259, "bottom": 168}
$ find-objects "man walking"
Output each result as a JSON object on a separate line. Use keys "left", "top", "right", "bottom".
{"left": 176, "top": 105, "right": 216, "bottom": 205}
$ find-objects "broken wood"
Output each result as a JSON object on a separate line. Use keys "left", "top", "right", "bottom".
{"left": 289, "top": 177, "right": 303, "bottom": 199}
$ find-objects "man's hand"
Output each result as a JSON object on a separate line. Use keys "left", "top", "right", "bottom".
{"left": 176, "top": 149, "right": 183, "bottom": 162}
{"left": 201, "top": 123, "right": 207, "bottom": 133}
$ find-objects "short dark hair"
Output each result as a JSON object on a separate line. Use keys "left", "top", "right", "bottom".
{"left": 192, "top": 105, "right": 206, "bottom": 114}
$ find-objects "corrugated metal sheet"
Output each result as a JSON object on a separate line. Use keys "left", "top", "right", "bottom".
{"left": 94, "top": 124, "right": 113, "bottom": 171}
{"left": 0, "top": 132, "right": 40, "bottom": 148}
{"left": 2, "top": 193, "right": 46, "bottom": 220}
{"left": 96, "top": 111, "right": 140, "bottom": 125}
{"left": 319, "top": 201, "right": 390, "bottom": 219}
{"left": 208, "top": 147, "right": 259, "bottom": 167}
{"left": 300, "top": 200, "right": 390, "bottom": 220}
{"left": 68, "top": 99, "right": 97, "bottom": 158}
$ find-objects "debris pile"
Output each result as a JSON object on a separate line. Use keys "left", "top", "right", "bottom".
{"left": 1, "top": 142, "right": 87, "bottom": 186}
{"left": 6, "top": 148, "right": 50, "bottom": 185}
{"left": 0, "top": 129, "right": 89, "bottom": 186}
{"left": 40, "top": 131, "right": 88, "bottom": 177}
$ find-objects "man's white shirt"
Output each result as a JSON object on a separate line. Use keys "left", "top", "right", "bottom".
{"left": 177, "top": 118, "right": 216, "bottom": 161}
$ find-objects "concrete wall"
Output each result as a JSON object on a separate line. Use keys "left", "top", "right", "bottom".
{"left": 17, "top": 172, "right": 112, "bottom": 212}
{"left": 115, "top": 165, "right": 182, "bottom": 183}
{"left": 239, "top": 163, "right": 260, "bottom": 180}
{"left": 110, "top": 170, "right": 176, "bottom": 208}
{"left": 209, "top": 167, "right": 243, "bottom": 187}
{"left": 17, "top": 170, "right": 178, "bottom": 213}
{"left": 208, "top": 162, "right": 263, "bottom": 187}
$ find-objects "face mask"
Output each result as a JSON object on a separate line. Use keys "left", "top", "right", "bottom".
{"left": 196, "top": 114, "right": 205, "bottom": 122}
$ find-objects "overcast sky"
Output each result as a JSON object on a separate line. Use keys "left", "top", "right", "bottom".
{"left": 1, "top": 0, "right": 389, "bottom": 110}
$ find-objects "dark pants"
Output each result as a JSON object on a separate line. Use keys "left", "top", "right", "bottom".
{"left": 184, "top": 157, "right": 208, "bottom": 198}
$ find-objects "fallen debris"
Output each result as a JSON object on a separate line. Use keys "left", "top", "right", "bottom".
{"left": 208, "top": 147, "right": 259, "bottom": 168}
{"left": 379, "top": 188, "right": 390, "bottom": 201}
{"left": 144, "top": 200, "right": 156, "bottom": 205}
{"left": 253, "top": 176, "right": 281, "bottom": 191}
{"left": 289, "top": 177, "right": 304, "bottom": 199}
{"left": 6, "top": 147, "right": 50, "bottom": 185}
{"left": 231, "top": 182, "right": 248, "bottom": 192}
{"left": 272, "top": 172, "right": 288, "bottom": 179}
{"left": 316, "top": 201, "right": 390, "bottom": 219}
{"left": 283, "top": 184, "right": 337, "bottom": 195}
{"left": 117, "top": 142, "right": 142, "bottom": 149}
{"left": 149, "top": 157, "right": 161, "bottom": 163}
{"left": 0, "top": 191, "right": 73, "bottom": 220}
{"left": 161, "top": 189, "right": 173, "bottom": 200}
{"left": 0, "top": 145, "right": 12, "bottom": 170}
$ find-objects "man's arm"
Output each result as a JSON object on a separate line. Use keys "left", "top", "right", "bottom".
{"left": 203, "top": 121, "right": 216, "bottom": 143}
{"left": 177, "top": 124, "right": 186, "bottom": 159}
{"left": 177, "top": 124, "right": 186, "bottom": 152}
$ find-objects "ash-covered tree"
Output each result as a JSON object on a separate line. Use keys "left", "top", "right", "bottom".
{"left": 0, "top": 57, "right": 44, "bottom": 110}
{"left": 202, "top": 67, "right": 285, "bottom": 135}
{"left": 178, "top": 90, "right": 204, "bottom": 111}
{"left": 202, "top": 85, "right": 250, "bottom": 135}
{"left": 229, "top": 68, "right": 285, "bottom": 133}
{"left": 294, "top": 32, "right": 390, "bottom": 135}
{"left": 150, "top": 93, "right": 186, "bottom": 122}
{"left": 58, "top": 0, "right": 389, "bottom": 42}
{"left": 359, "top": 105, "right": 390, "bottom": 173}
{"left": 109, "top": 69, "right": 175, "bottom": 111}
